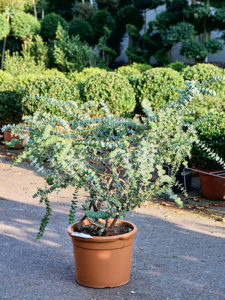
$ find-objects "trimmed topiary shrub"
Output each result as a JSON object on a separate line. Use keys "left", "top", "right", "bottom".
{"left": 130, "top": 62, "right": 152, "bottom": 73}
{"left": 187, "top": 94, "right": 225, "bottom": 121}
{"left": 11, "top": 12, "right": 40, "bottom": 47}
{"left": 0, "top": 70, "right": 13, "bottom": 85}
{"left": 40, "top": 13, "right": 68, "bottom": 39}
{"left": 183, "top": 64, "right": 225, "bottom": 101}
{"left": 0, "top": 82, "right": 25, "bottom": 125}
{"left": 167, "top": 61, "right": 186, "bottom": 73}
{"left": 116, "top": 66, "right": 141, "bottom": 77}
{"left": 82, "top": 72, "right": 136, "bottom": 116}
{"left": 136, "top": 68, "right": 185, "bottom": 109}
{"left": 14, "top": 74, "right": 41, "bottom": 87}
{"left": 41, "top": 69, "right": 66, "bottom": 77}
{"left": 68, "top": 18, "right": 94, "bottom": 45}
{"left": 23, "top": 76, "right": 80, "bottom": 115}
{"left": 67, "top": 67, "right": 107, "bottom": 85}
{"left": 0, "top": 14, "right": 10, "bottom": 39}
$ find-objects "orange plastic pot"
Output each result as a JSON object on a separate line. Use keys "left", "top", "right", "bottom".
{"left": 4, "top": 128, "right": 29, "bottom": 149}
{"left": 197, "top": 168, "right": 225, "bottom": 200}
{"left": 68, "top": 220, "right": 137, "bottom": 288}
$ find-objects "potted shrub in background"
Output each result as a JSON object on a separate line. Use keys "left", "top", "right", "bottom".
{"left": 192, "top": 112, "right": 225, "bottom": 199}
{"left": 5, "top": 81, "right": 224, "bottom": 288}
{"left": 0, "top": 82, "right": 26, "bottom": 148}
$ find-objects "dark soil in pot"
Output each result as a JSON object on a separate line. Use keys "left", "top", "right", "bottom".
{"left": 74, "top": 223, "right": 131, "bottom": 236}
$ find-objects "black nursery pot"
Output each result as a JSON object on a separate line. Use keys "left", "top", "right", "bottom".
{"left": 164, "top": 162, "right": 192, "bottom": 193}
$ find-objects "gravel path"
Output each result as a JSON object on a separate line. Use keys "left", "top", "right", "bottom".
{"left": 0, "top": 153, "right": 225, "bottom": 300}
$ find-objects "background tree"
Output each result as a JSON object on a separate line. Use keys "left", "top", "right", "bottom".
{"left": 53, "top": 24, "right": 92, "bottom": 72}
{"left": 0, "top": 14, "right": 10, "bottom": 69}
{"left": 98, "top": 27, "right": 116, "bottom": 67}
{"left": 91, "top": 10, "right": 116, "bottom": 45}
{"left": 72, "top": 2, "right": 96, "bottom": 22}
{"left": 95, "top": 0, "right": 119, "bottom": 13}
{"left": 48, "top": 0, "right": 74, "bottom": 21}
{"left": 40, "top": 13, "right": 68, "bottom": 40}
{"left": 11, "top": 11, "right": 40, "bottom": 50}
{"left": 68, "top": 18, "right": 94, "bottom": 45}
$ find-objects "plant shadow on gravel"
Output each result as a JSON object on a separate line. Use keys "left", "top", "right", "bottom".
{"left": 1, "top": 197, "right": 225, "bottom": 300}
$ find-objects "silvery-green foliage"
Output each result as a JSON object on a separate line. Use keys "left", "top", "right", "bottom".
{"left": 4, "top": 81, "right": 224, "bottom": 240}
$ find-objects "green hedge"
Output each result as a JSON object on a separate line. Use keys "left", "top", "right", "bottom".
{"left": 183, "top": 64, "right": 225, "bottom": 101}
{"left": 23, "top": 76, "right": 80, "bottom": 115}
{"left": 0, "top": 82, "right": 24, "bottom": 125}
{"left": 82, "top": 72, "right": 136, "bottom": 116}
{"left": 136, "top": 68, "right": 185, "bottom": 109}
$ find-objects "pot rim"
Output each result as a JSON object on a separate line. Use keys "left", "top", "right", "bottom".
{"left": 68, "top": 219, "right": 137, "bottom": 243}
{"left": 195, "top": 167, "right": 225, "bottom": 173}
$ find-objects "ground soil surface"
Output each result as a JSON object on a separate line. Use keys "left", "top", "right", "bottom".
{"left": 1, "top": 148, "right": 225, "bottom": 300}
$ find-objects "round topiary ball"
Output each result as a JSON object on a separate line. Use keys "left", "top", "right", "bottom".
{"left": 82, "top": 72, "right": 136, "bottom": 116}
{"left": 23, "top": 76, "right": 80, "bottom": 114}
{"left": 67, "top": 67, "right": 107, "bottom": 85}
{"left": 41, "top": 69, "right": 66, "bottom": 77}
{"left": 68, "top": 18, "right": 93, "bottom": 45}
{"left": 130, "top": 62, "right": 152, "bottom": 73}
{"left": 40, "top": 13, "right": 68, "bottom": 39}
{"left": 14, "top": 74, "right": 41, "bottom": 87}
{"left": 183, "top": 63, "right": 225, "bottom": 101}
{"left": 116, "top": 66, "right": 141, "bottom": 77}
{"left": 136, "top": 68, "right": 185, "bottom": 109}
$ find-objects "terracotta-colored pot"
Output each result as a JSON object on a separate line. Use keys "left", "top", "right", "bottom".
{"left": 197, "top": 168, "right": 225, "bottom": 200}
{"left": 4, "top": 128, "right": 29, "bottom": 149}
{"left": 192, "top": 164, "right": 199, "bottom": 177}
{"left": 68, "top": 220, "right": 137, "bottom": 288}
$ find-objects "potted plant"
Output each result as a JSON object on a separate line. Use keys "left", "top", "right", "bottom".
{"left": 0, "top": 82, "right": 26, "bottom": 148}
{"left": 7, "top": 82, "right": 223, "bottom": 288}
{"left": 192, "top": 111, "right": 225, "bottom": 199}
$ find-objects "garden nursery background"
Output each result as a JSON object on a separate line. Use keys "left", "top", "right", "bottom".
{"left": 1, "top": 0, "right": 225, "bottom": 162}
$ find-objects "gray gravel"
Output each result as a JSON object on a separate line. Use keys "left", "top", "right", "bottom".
{"left": 0, "top": 152, "right": 225, "bottom": 300}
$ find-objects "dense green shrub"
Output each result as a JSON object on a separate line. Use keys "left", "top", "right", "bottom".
{"left": 136, "top": 68, "right": 185, "bottom": 109}
{"left": 0, "top": 82, "right": 24, "bottom": 125}
{"left": 183, "top": 64, "right": 225, "bottom": 101}
{"left": 131, "top": 62, "right": 152, "bottom": 73}
{"left": 3, "top": 49, "right": 44, "bottom": 77}
{"left": 23, "top": 76, "right": 80, "bottom": 115}
{"left": 192, "top": 112, "right": 225, "bottom": 170}
{"left": 67, "top": 67, "right": 107, "bottom": 84}
{"left": 14, "top": 74, "right": 41, "bottom": 87}
{"left": 187, "top": 94, "right": 225, "bottom": 120}
{"left": 180, "top": 40, "right": 208, "bottom": 63}
{"left": 0, "top": 14, "right": 10, "bottom": 39}
{"left": 116, "top": 63, "right": 152, "bottom": 77}
{"left": 41, "top": 69, "right": 65, "bottom": 77}
{"left": 116, "top": 65, "right": 141, "bottom": 77}
{"left": 40, "top": 13, "right": 68, "bottom": 39}
{"left": 53, "top": 24, "right": 92, "bottom": 72}
{"left": 82, "top": 72, "right": 136, "bottom": 116}
{"left": 11, "top": 12, "right": 40, "bottom": 43}
{"left": 0, "top": 70, "right": 13, "bottom": 85}
{"left": 68, "top": 18, "right": 94, "bottom": 45}
{"left": 91, "top": 10, "right": 116, "bottom": 43}
{"left": 167, "top": 61, "right": 186, "bottom": 73}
